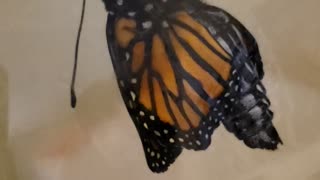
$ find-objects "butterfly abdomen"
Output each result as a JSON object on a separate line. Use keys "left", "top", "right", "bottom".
{"left": 222, "top": 59, "right": 282, "bottom": 150}
{"left": 226, "top": 90, "right": 282, "bottom": 150}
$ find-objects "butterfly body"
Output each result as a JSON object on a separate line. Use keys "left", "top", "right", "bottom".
{"left": 102, "top": 0, "right": 282, "bottom": 172}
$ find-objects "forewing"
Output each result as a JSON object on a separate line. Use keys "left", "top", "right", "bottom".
{"left": 106, "top": 14, "right": 184, "bottom": 172}
{"left": 106, "top": 7, "right": 239, "bottom": 172}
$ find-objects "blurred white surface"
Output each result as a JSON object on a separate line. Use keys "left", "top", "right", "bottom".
{"left": 0, "top": 0, "right": 320, "bottom": 179}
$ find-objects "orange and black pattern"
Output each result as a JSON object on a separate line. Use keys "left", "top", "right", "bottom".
{"left": 103, "top": 0, "right": 282, "bottom": 173}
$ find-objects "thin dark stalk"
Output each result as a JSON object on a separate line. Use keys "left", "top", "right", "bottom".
{"left": 71, "top": 0, "right": 86, "bottom": 108}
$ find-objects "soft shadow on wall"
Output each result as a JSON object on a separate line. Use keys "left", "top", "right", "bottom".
{"left": 0, "top": 66, "right": 17, "bottom": 180}
{"left": 10, "top": 77, "right": 123, "bottom": 180}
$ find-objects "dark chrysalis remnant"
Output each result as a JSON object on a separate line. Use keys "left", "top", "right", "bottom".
{"left": 71, "top": 0, "right": 283, "bottom": 173}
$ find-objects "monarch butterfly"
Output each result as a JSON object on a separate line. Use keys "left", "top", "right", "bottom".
{"left": 71, "top": 0, "right": 282, "bottom": 173}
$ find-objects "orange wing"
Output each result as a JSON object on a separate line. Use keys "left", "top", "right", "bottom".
{"left": 134, "top": 13, "right": 231, "bottom": 133}
{"left": 108, "top": 10, "right": 233, "bottom": 172}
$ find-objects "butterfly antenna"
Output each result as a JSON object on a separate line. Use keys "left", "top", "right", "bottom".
{"left": 71, "top": 0, "right": 86, "bottom": 108}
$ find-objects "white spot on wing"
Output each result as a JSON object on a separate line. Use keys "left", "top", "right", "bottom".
{"left": 217, "top": 37, "right": 233, "bottom": 56}
{"left": 162, "top": 21, "right": 169, "bottom": 28}
{"left": 228, "top": 33, "right": 238, "bottom": 49}
{"left": 142, "top": 21, "right": 152, "bottom": 29}
{"left": 125, "top": 52, "right": 130, "bottom": 61}
{"left": 128, "top": 100, "right": 133, "bottom": 109}
{"left": 245, "top": 62, "right": 254, "bottom": 74}
{"left": 144, "top": 123, "right": 148, "bottom": 129}
{"left": 232, "top": 70, "right": 237, "bottom": 75}
{"left": 116, "top": 0, "right": 123, "bottom": 6}
{"left": 131, "top": 78, "right": 137, "bottom": 84}
{"left": 235, "top": 85, "right": 239, "bottom": 91}
{"left": 128, "top": 12, "right": 136, "bottom": 17}
{"left": 154, "top": 131, "right": 161, "bottom": 136}
{"left": 196, "top": 140, "right": 201, "bottom": 145}
{"left": 130, "top": 91, "right": 136, "bottom": 101}
{"left": 144, "top": 4, "right": 154, "bottom": 11}
{"left": 232, "top": 24, "right": 248, "bottom": 54}
{"left": 208, "top": 26, "right": 217, "bottom": 35}
{"left": 256, "top": 84, "right": 264, "bottom": 92}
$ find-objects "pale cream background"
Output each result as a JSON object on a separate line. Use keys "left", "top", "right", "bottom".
{"left": 0, "top": 0, "right": 320, "bottom": 179}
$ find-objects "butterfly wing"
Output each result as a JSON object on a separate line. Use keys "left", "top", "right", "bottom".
{"left": 106, "top": 5, "right": 236, "bottom": 171}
